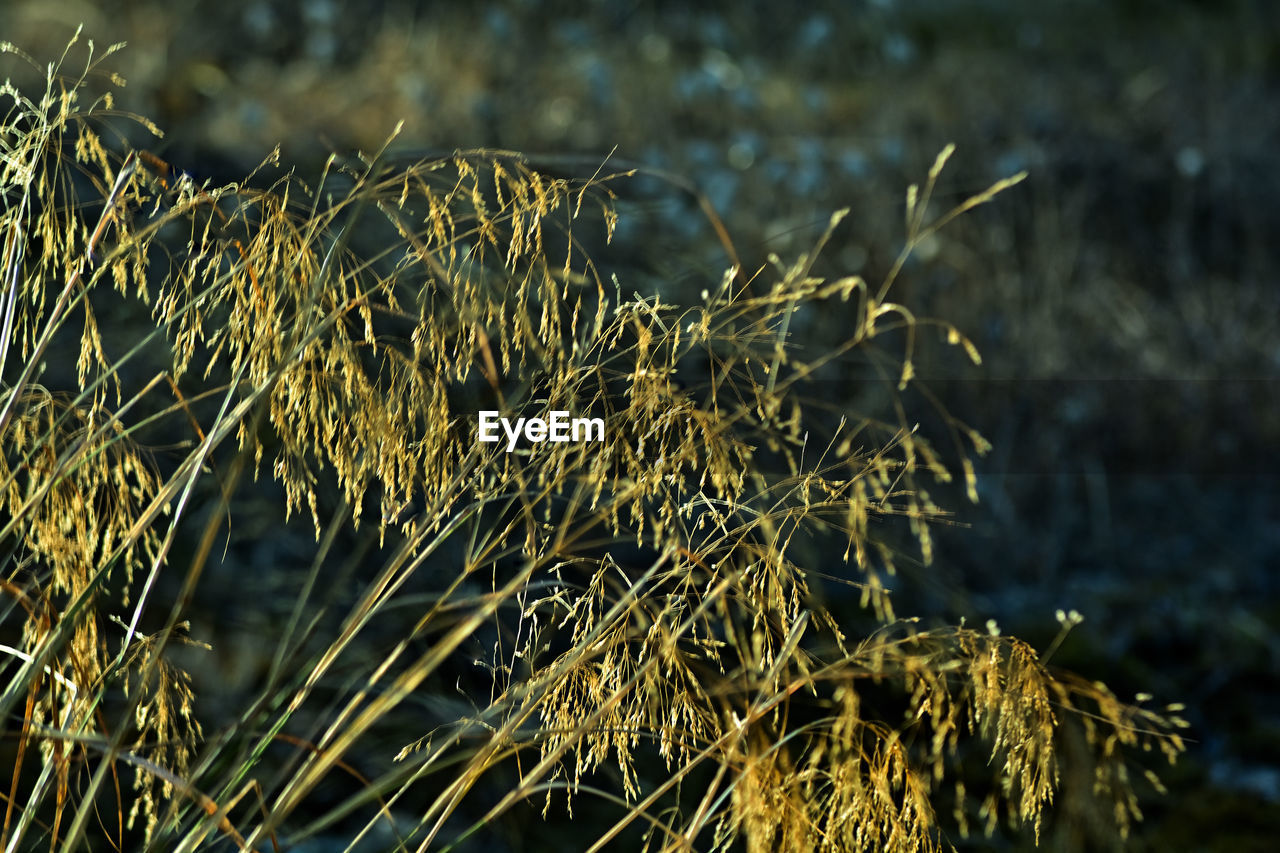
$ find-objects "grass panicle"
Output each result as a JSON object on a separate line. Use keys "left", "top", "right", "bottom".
{"left": 0, "top": 37, "right": 1184, "bottom": 852}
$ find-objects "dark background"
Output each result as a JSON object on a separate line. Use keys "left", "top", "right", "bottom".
{"left": 5, "top": 1, "right": 1278, "bottom": 848}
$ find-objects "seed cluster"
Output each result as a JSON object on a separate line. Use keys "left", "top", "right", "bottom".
{"left": 0, "top": 34, "right": 1185, "bottom": 852}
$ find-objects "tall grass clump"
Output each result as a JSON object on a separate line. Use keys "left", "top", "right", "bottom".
{"left": 0, "top": 35, "right": 1185, "bottom": 852}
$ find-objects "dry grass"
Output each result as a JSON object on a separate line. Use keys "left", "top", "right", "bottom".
{"left": 0, "top": 34, "right": 1185, "bottom": 852}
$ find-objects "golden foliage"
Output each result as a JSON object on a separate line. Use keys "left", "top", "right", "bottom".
{"left": 0, "top": 35, "right": 1184, "bottom": 852}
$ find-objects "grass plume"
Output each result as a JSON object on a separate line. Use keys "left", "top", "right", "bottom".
{"left": 0, "top": 35, "right": 1184, "bottom": 851}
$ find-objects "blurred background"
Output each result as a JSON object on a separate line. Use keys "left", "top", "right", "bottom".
{"left": 4, "top": 0, "right": 1278, "bottom": 848}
